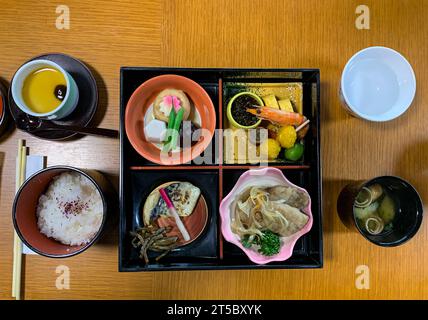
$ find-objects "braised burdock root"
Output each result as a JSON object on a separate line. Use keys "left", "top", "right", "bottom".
{"left": 130, "top": 224, "right": 178, "bottom": 264}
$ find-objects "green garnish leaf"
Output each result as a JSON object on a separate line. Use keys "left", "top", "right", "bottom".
{"left": 241, "top": 236, "right": 253, "bottom": 248}
{"left": 384, "top": 223, "right": 393, "bottom": 232}
{"left": 241, "top": 231, "right": 281, "bottom": 256}
{"left": 258, "top": 230, "right": 281, "bottom": 256}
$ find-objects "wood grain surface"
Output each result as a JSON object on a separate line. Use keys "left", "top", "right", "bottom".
{"left": 1, "top": 0, "right": 428, "bottom": 299}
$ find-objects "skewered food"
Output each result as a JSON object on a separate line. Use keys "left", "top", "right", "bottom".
{"left": 276, "top": 126, "right": 297, "bottom": 149}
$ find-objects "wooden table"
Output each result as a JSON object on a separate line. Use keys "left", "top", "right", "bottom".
{"left": 1, "top": 0, "right": 427, "bottom": 300}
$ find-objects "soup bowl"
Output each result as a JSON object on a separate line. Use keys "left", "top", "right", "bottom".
{"left": 337, "top": 176, "right": 423, "bottom": 247}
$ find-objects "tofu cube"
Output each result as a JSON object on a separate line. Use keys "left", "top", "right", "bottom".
{"left": 144, "top": 119, "right": 167, "bottom": 143}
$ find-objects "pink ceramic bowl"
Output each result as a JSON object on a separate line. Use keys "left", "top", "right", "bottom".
{"left": 219, "top": 167, "right": 313, "bottom": 264}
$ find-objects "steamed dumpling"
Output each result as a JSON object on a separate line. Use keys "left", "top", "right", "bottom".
{"left": 268, "top": 202, "right": 309, "bottom": 236}
{"left": 230, "top": 185, "right": 310, "bottom": 241}
{"left": 267, "top": 185, "right": 309, "bottom": 209}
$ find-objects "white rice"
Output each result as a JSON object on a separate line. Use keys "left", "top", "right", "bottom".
{"left": 36, "top": 172, "right": 103, "bottom": 246}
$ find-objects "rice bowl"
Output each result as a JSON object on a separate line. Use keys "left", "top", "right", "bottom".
{"left": 13, "top": 166, "right": 115, "bottom": 258}
{"left": 36, "top": 172, "right": 103, "bottom": 246}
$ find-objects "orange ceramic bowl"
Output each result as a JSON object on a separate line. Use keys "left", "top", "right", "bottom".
{"left": 12, "top": 166, "right": 116, "bottom": 258}
{"left": 125, "top": 74, "right": 216, "bottom": 165}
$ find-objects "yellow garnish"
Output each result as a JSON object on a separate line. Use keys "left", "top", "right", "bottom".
{"left": 276, "top": 125, "right": 297, "bottom": 149}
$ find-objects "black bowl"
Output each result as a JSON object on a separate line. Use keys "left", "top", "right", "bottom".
{"left": 0, "top": 81, "right": 11, "bottom": 138}
{"left": 353, "top": 176, "right": 423, "bottom": 247}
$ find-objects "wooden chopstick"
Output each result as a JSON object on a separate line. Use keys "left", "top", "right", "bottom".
{"left": 12, "top": 140, "right": 26, "bottom": 300}
{"left": 12, "top": 140, "right": 23, "bottom": 298}
{"left": 15, "top": 145, "right": 26, "bottom": 299}
{"left": 20, "top": 145, "right": 27, "bottom": 185}
{"left": 15, "top": 140, "right": 23, "bottom": 193}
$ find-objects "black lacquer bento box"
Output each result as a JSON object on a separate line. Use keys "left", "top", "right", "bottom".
{"left": 119, "top": 68, "right": 322, "bottom": 271}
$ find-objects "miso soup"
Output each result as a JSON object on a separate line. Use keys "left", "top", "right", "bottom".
{"left": 353, "top": 183, "right": 397, "bottom": 236}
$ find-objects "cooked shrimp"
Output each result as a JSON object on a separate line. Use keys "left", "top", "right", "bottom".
{"left": 246, "top": 106, "right": 304, "bottom": 126}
